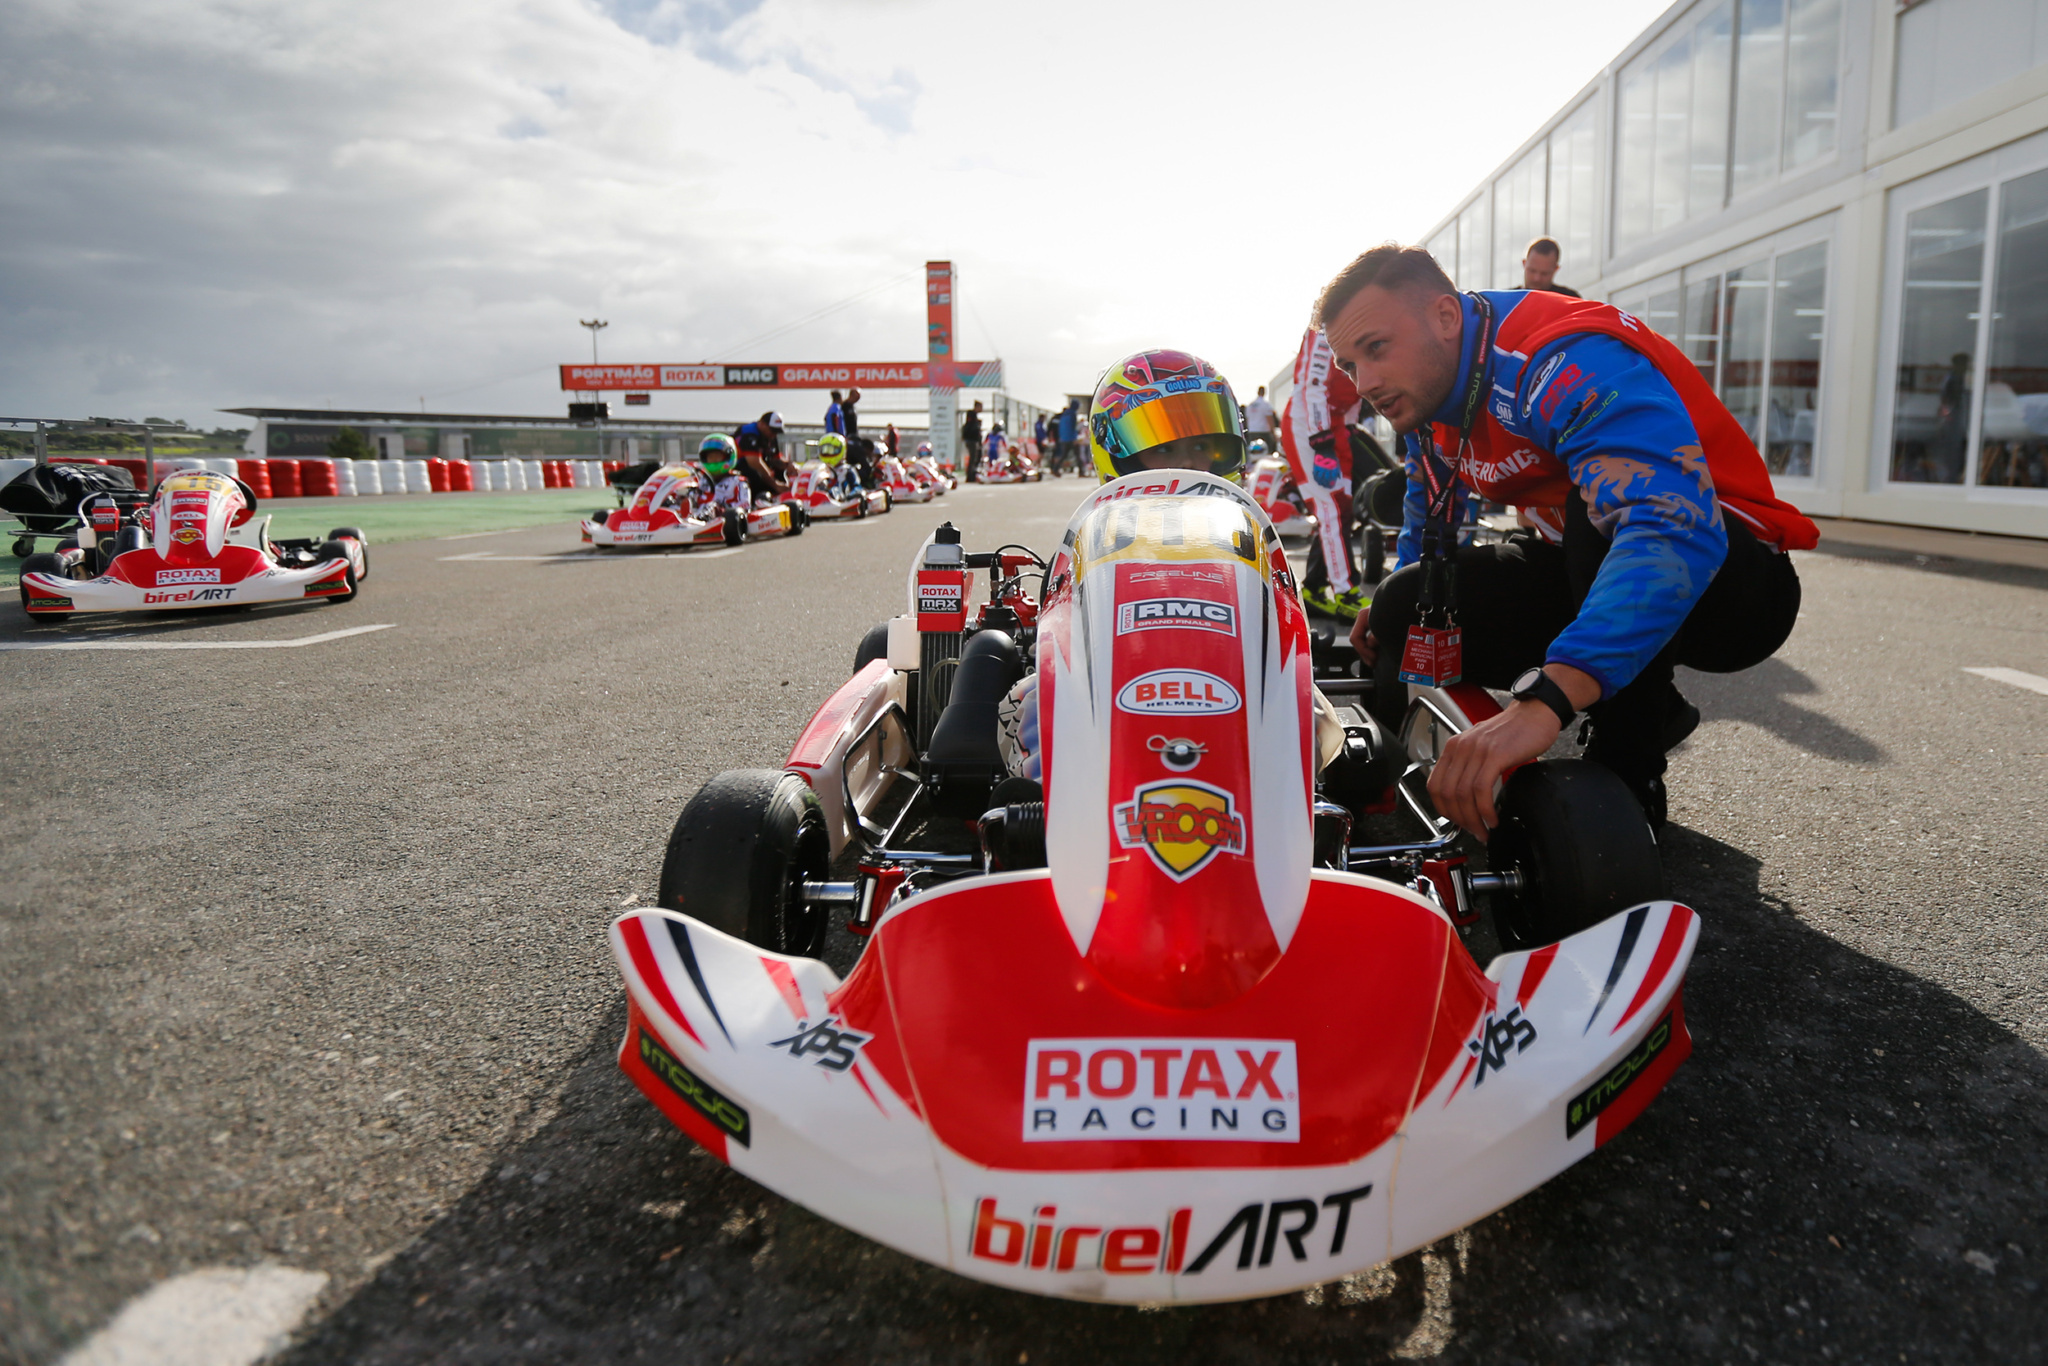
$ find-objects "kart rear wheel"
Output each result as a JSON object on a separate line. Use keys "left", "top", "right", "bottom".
{"left": 657, "top": 769, "right": 831, "bottom": 957}
{"left": 17, "top": 553, "right": 73, "bottom": 617}
{"left": 854, "top": 619, "right": 891, "bottom": 672}
{"left": 722, "top": 509, "right": 746, "bottom": 547}
{"left": 316, "top": 541, "right": 359, "bottom": 604}
{"left": 1488, "top": 760, "right": 1667, "bottom": 951}
{"left": 783, "top": 501, "right": 806, "bottom": 535}
{"left": 326, "top": 528, "right": 368, "bottom": 579}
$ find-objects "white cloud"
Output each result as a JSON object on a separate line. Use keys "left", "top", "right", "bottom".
{"left": 0, "top": 0, "right": 1666, "bottom": 425}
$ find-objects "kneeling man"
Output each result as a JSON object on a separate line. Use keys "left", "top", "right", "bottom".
{"left": 1321, "top": 244, "right": 1815, "bottom": 834}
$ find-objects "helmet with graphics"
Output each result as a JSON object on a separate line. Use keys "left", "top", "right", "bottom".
{"left": 697, "top": 433, "right": 738, "bottom": 476}
{"left": 1088, "top": 349, "right": 1246, "bottom": 483}
{"left": 816, "top": 432, "right": 847, "bottom": 466}
{"left": 1247, "top": 437, "right": 1270, "bottom": 460}
{"left": 916, "top": 441, "right": 932, "bottom": 458}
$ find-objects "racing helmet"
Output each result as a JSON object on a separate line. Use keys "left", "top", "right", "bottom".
{"left": 916, "top": 441, "right": 932, "bottom": 458}
{"left": 698, "top": 433, "right": 737, "bottom": 475}
{"left": 817, "top": 432, "right": 847, "bottom": 466}
{"left": 1247, "top": 437, "right": 1269, "bottom": 459}
{"left": 1089, "top": 349, "right": 1246, "bottom": 483}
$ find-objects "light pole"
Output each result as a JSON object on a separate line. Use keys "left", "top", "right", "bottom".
{"left": 581, "top": 318, "right": 609, "bottom": 461}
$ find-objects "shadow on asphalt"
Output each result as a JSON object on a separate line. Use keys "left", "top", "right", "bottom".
{"left": 1684, "top": 658, "right": 1889, "bottom": 766}
{"left": 279, "top": 829, "right": 2047, "bottom": 1365}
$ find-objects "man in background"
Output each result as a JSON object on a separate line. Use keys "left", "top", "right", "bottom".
{"left": 1244, "top": 383, "right": 1279, "bottom": 446}
{"left": 961, "top": 400, "right": 985, "bottom": 481}
{"left": 1521, "top": 237, "right": 1581, "bottom": 297}
{"left": 1280, "top": 327, "right": 1366, "bottom": 621}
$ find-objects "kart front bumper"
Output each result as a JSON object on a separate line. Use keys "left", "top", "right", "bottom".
{"left": 22, "top": 559, "right": 350, "bottom": 614}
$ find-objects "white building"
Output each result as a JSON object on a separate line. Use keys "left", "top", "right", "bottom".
{"left": 1421, "top": 0, "right": 2048, "bottom": 540}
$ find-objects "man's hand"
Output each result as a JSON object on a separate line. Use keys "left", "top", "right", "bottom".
{"left": 1427, "top": 663, "right": 1600, "bottom": 840}
{"left": 1349, "top": 601, "right": 1376, "bottom": 665}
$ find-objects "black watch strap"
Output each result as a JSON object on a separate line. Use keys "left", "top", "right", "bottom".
{"left": 1512, "top": 667, "right": 1576, "bottom": 728}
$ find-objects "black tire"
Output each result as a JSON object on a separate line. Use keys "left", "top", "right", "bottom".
{"left": 722, "top": 509, "right": 746, "bottom": 547}
{"left": 657, "top": 770, "right": 831, "bottom": 956}
{"left": 315, "top": 541, "right": 359, "bottom": 604}
{"left": 783, "top": 501, "right": 806, "bottom": 536}
{"left": 18, "top": 552, "right": 74, "bottom": 617}
{"left": 1489, "top": 760, "right": 1667, "bottom": 951}
{"left": 854, "top": 619, "right": 891, "bottom": 672}
{"left": 1364, "top": 469, "right": 1406, "bottom": 527}
{"left": 1362, "top": 524, "right": 1385, "bottom": 585}
{"left": 326, "top": 528, "right": 368, "bottom": 579}
{"left": 11, "top": 536, "right": 34, "bottom": 557}
{"left": 879, "top": 488, "right": 893, "bottom": 512}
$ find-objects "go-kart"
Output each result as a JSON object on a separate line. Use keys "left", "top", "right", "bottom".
{"left": 583, "top": 463, "right": 803, "bottom": 550}
{"left": 18, "top": 470, "right": 366, "bottom": 619}
{"left": 790, "top": 457, "right": 891, "bottom": 520}
{"left": 908, "top": 453, "right": 955, "bottom": 494}
{"left": 877, "top": 455, "right": 937, "bottom": 505}
{"left": 1248, "top": 453, "right": 1314, "bottom": 536}
{"left": 975, "top": 442, "right": 1044, "bottom": 484}
{"left": 611, "top": 471, "right": 1689, "bottom": 1305}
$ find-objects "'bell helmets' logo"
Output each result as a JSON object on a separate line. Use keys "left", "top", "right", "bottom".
{"left": 1115, "top": 779, "right": 1244, "bottom": 878}
{"left": 1023, "top": 1037, "right": 1299, "bottom": 1142}
{"left": 1116, "top": 669, "right": 1240, "bottom": 716}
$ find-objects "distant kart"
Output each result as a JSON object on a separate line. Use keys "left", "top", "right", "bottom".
{"left": 790, "top": 461, "right": 891, "bottom": 519}
{"left": 1248, "top": 454, "right": 1314, "bottom": 536}
{"left": 17, "top": 470, "right": 365, "bottom": 619}
{"left": 878, "top": 455, "right": 937, "bottom": 505}
{"left": 583, "top": 464, "right": 803, "bottom": 549}
{"left": 908, "top": 454, "right": 955, "bottom": 494}
{"left": 976, "top": 446, "right": 1045, "bottom": 484}
{"left": 609, "top": 472, "right": 1688, "bottom": 1305}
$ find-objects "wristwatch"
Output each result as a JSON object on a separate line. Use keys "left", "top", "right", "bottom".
{"left": 1510, "top": 666, "right": 1577, "bottom": 729}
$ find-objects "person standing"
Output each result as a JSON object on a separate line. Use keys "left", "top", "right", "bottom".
{"left": 824, "top": 390, "right": 846, "bottom": 435}
{"left": 1057, "top": 401, "right": 1079, "bottom": 476}
{"left": 1319, "top": 243, "right": 1814, "bottom": 832}
{"left": 961, "top": 400, "right": 985, "bottom": 482}
{"left": 1280, "top": 327, "right": 1367, "bottom": 621}
{"left": 1034, "top": 412, "right": 1049, "bottom": 464}
{"left": 1520, "top": 237, "right": 1581, "bottom": 297}
{"left": 1244, "top": 384, "right": 1279, "bottom": 445}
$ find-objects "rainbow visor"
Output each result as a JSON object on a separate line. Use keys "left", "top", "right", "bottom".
{"left": 1100, "top": 390, "right": 1244, "bottom": 475}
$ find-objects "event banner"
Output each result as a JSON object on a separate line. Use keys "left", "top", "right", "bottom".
{"left": 559, "top": 360, "right": 1003, "bottom": 392}
{"left": 927, "top": 260, "right": 954, "bottom": 361}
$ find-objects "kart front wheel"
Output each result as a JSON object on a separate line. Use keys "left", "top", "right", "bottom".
{"left": 17, "top": 553, "right": 74, "bottom": 617}
{"left": 316, "top": 541, "right": 359, "bottom": 604}
{"left": 657, "top": 770, "right": 831, "bottom": 957}
{"left": 326, "top": 529, "right": 368, "bottom": 579}
{"left": 1488, "top": 759, "right": 1667, "bottom": 952}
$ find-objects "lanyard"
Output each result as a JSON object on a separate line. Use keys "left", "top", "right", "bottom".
{"left": 1411, "top": 293, "right": 1494, "bottom": 622}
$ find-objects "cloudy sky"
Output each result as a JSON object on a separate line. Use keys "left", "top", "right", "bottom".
{"left": 1, "top": 0, "right": 1670, "bottom": 429}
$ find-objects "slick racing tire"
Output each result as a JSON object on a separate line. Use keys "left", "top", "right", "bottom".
{"left": 853, "top": 618, "right": 891, "bottom": 672}
{"left": 658, "top": 769, "right": 831, "bottom": 957}
{"left": 783, "top": 501, "right": 806, "bottom": 536}
{"left": 326, "top": 529, "right": 368, "bottom": 579}
{"left": 1488, "top": 759, "right": 1667, "bottom": 951}
{"left": 722, "top": 509, "right": 746, "bottom": 547}
{"left": 17, "top": 553, "right": 73, "bottom": 618}
{"left": 316, "top": 541, "right": 360, "bottom": 604}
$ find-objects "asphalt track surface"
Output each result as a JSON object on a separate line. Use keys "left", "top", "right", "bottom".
{"left": 3, "top": 478, "right": 2045, "bottom": 1364}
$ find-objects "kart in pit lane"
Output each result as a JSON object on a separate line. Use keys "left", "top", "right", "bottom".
{"left": 789, "top": 453, "right": 891, "bottom": 520}
{"left": 877, "top": 454, "right": 938, "bottom": 505}
{"left": 583, "top": 463, "right": 805, "bottom": 550}
{"left": 18, "top": 470, "right": 367, "bottom": 619}
{"left": 610, "top": 471, "right": 1689, "bottom": 1304}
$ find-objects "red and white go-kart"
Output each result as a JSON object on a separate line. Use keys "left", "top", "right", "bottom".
{"left": 1248, "top": 452, "right": 1314, "bottom": 537}
{"left": 583, "top": 463, "right": 803, "bottom": 549}
{"left": 18, "top": 470, "right": 366, "bottom": 618}
{"left": 611, "top": 471, "right": 1690, "bottom": 1304}
{"left": 789, "top": 458, "right": 891, "bottom": 520}
{"left": 877, "top": 455, "right": 936, "bottom": 505}
{"left": 908, "top": 451, "right": 955, "bottom": 494}
{"left": 975, "top": 440, "right": 1044, "bottom": 484}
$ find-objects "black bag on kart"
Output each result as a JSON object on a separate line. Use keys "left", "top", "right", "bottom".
{"left": 607, "top": 459, "right": 660, "bottom": 496}
{"left": 1, "top": 462, "right": 137, "bottom": 534}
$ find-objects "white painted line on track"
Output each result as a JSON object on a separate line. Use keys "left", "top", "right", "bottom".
{"left": 1, "top": 624, "right": 396, "bottom": 651}
{"left": 59, "top": 1264, "right": 327, "bottom": 1366}
{"left": 437, "top": 548, "right": 743, "bottom": 562}
{"left": 437, "top": 525, "right": 556, "bottom": 540}
{"left": 1963, "top": 666, "right": 2048, "bottom": 697}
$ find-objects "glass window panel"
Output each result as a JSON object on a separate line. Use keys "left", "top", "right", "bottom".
{"left": 1982, "top": 166, "right": 2048, "bottom": 488}
{"left": 1784, "top": 0, "right": 1840, "bottom": 168}
{"left": 1616, "top": 64, "right": 1656, "bottom": 247}
{"left": 1766, "top": 243, "right": 1827, "bottom": 477}
{"left": 1652, "top": 33, "right": 1694, "bottom": 234}
{"left": 1889, "top": 189, "right": 1987, "bottom": 484}
{"left": 1690, "top": 4, "right": 1733, "bottom": 215}
{"left": 1733, "top": 0, "right": 1786, "bottom": 196}
{"left": 1646, "top": 288, "right": 1684, "bottom": 345}
{"left": 1428, "top": 225, "right": 1458, "bottom": 280}
{"left": 1684, "top": 275, "right": 1723, "bottom": 389}
{"left": 1549, "top": 101, "right": 1598, "bottom": 274}
{"left": 1458, "top": 197, "right": 1491, "bottom": 289}
{"left": 1723, "top": 262, "right": 1773, "bottom": 448}
{"left": 1494, "top": 145, "right": 1548, "bottom": 290}
{"left": 1894, "top": 0, "right": 2048, "bottom": 130}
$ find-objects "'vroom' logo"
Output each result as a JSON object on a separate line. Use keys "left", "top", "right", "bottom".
{"left": 1022, "top": 1037, "right": 1298, "bottom": 1142}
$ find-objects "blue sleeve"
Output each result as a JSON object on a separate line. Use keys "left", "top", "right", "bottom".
{"left": 1393, "top": 432, "right": 1466, "bottom": 569}
{"left": 1520, "top": 335, "right": 1729, "bottom": 698}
